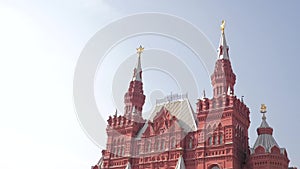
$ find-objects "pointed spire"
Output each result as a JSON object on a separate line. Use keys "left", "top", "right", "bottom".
{"left": 125, "top": 162, "right": 132, "bottom": 169}
{"left": 132, "top": 45, "right": 144, "bottom": 81}
{"left": 114, "top": 109, "right": 117, "bottom": 116}
{"left": 241, "top": 96, "right": 244, "bottom": 103}
{"left": 203, "top": 90, "right": 206, "bottom": 98}
{"left": 175, "top": 155, "right": 186, "bottom": 169}
{"left": 124, "top": 45, "right": 146, "bottom": 119}
{"left": 202, "top": 89, "right": 206, "bottom": 99}
{"left": 218, "top": 20, "right": 229, "bottom": 60}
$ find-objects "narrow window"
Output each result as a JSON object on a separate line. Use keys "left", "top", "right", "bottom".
{"left": 220, "top": 134, "right": 223, "bottom": 144}
{"left": 214, "top": 135, "right": 218, "bottom": 145}
{"left": 189, "top": 138, "right": 193, "bottom": 149}
{"left": 208, "top": 136, "right": 212, "bottom": 146}
{"left": 160, "top": 139, "right": 165, "bottom": 150}
{"left": 147, "top": 141, "right": 151, "bottom": 152}
{"left": 154, "top": 139, "right": 159, "bottom": 151}
{"left": 171, "top": 138, "right": 176, "bottom": 149}
{"left": 121, "top": 146, "right": 125, "bottom": 155}
{"left": 136, "top": 145, "right": 140, "bottom": 155}
{"left": 117, "top": 147, "right": 121, "bottom": 156}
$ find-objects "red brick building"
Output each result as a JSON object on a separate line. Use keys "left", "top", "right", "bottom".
{"left": 91, "top": 22, "right": 295, "bottom": 169}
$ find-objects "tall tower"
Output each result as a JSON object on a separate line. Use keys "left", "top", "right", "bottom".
{"left": 196, "top": 21, "right": 250, "bottom": 169}
{"left": 123, "top": 45, "right": 146, "bottom": 122}
{"left": 248, "top": 104, "right": 290, "bottom": 169}
{"left": 91, "top": 21, "right": 296, "bottom": 169}
{"left": 101, "top": 46, "right": 146, "bottom": 169}
{"left": 211, "top": 20, "right": 236, "bottom": 98}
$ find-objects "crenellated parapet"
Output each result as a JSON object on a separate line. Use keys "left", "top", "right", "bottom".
{"left": 92, "top": 21, "right": 296, "bottom": 169}
{"left": 196, "top": 95, "right": 250, "bottom": 122}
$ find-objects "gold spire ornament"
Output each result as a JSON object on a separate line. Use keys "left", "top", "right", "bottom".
{"left": 220, "top": 20, "right": 226, "bottom": 33}
{"left": 136, "top": 45, "right": 144, "bottom": 56}
{"left": 260, "top": 104, "right": 267, "bottom": 113}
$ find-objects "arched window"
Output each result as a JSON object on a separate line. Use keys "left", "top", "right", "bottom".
{"left": 208, "top": 136, "right": 212, "bottom": 146}
{"left": 171, "top": 138, "right": 176, "bottom": 149}
{"left": 211, "top": 166, "right": 220, "bottom": 169}
{"left": 189, "top": 138, "right": 193, "bottom": 149}
{"left": 154, "top": 139, "right": 159, "bottom": 151}
{"left": 117, "top": 147, "right": 121, "bottom": 156}
{"left": 112, "top": 147, "right": 115, "bottom": 157}
{"left": 235, "top": 125, "right": 239, "bottom": 137}
{"left": 214, "top": 135, "right": 218, "bottom": 145}
{"left": 160, "top": 139, "right": 165, "bottom": 150}
{"left": 219, "top": 86, "right": 222, "bottom": 94}
{"left": 121, "top": 146, "right": 125, "bottom": 156}
{"left": 146, "top": 140, "right": 151, "bottom": 152}
{"left": 136, "top": 144, "right": 140, "bottom": 155}
{"left": 220, "top": 134, "right": 223, "bottom": 144}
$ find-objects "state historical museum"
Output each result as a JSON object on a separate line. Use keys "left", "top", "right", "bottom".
{"left": 91, "top": 21, "right": 295, "bottom": 169}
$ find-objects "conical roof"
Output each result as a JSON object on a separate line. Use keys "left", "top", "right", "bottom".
{"left": 218, "top": 20, "right": 229, "bottom": 60}
{"left": 250, "top": 105, "right": 285, "bottom": 154}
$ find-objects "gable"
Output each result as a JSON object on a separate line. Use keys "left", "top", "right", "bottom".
{"left": 136, "top": 98, "right": 197, "bottom": 138}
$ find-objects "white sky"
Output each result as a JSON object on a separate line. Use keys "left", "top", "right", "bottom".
{"left": 0, "top": 1, "right": 299, "bottom": 168}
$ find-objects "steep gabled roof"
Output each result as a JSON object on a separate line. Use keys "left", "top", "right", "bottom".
{"left": 149, "top": 97, "right": 197, "bottom": 132}
{"left": 136, "top": 96, "right": 197, "bottom": 138}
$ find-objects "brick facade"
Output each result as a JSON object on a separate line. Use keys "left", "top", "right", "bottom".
{"left": 91, "top": 22, "right": 294, "bottom": 169}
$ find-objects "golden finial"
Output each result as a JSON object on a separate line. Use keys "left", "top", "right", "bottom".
{"left": 220, "top": 20, "right": 226, "bottom": 33}
{"left": 260, "top": 104, "right": 267, "bottom": 113}
{"left": 136, "top": 45, "right": 144, "bottom": 56}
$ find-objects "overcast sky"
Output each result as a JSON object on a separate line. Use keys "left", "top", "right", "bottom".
{"left": 0, "top": 1, "right": 299, "bottom": 168}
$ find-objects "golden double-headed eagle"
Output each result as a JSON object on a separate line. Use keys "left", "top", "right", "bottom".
{"left": 260, "top": 104, "right": 267, "bottom": 113}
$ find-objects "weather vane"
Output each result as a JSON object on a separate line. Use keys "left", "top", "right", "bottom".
{"left": 136, "top": 45, "right": 144, "bottom": 56}
{"left": 220, "top": 20, "right": 226, "bottom": 33}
